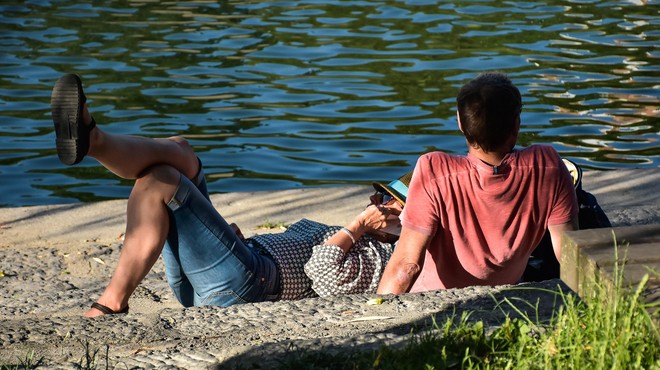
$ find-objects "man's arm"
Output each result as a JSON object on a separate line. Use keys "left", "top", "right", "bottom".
{"left": 377, "top": 226, "right": 432, "bottom": 294}
{"left": 548, "top": 217, "right": 579, "bottom": 262}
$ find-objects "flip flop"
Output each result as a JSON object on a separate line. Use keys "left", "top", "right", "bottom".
{"left": 51, "top": 74, "right": 96, "bottom": 165}
{"left": 90, "top": 302, "right": 129, "bottom": 315}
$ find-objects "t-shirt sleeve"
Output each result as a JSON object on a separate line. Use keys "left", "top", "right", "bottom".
{"left": 400, "top": 154, "right": 440, "bottom": 236}
{"left": 303, "top": 239, "right": 392, "bottom": 297}
{"left": 547, "top": 150, "right": 579, "bottom": 225}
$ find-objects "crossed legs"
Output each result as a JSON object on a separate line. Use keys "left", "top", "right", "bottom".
{"left": 52, "top": 74, "right": 280, "bottom": 317}
{"left": 86, "top": 124, "right": 199, "bottom": 316}
{"left": 88, "top": 120, "right": 202, "bottom": 317}
{"left": 51, "top": 76, "right": 200, "bottom": 316}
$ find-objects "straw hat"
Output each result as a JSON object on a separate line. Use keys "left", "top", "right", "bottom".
{"left": 372, "top": 171, "right": 413, "bottom": 206}
{"left": 561, "top": 158, "right": 582, "bottom": 190}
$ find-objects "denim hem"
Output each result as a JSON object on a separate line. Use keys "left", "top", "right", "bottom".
{"left": 162, "top": 173, "right": 281, "bottom": 307}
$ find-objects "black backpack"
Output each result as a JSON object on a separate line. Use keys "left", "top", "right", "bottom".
{"left": 521, "top": 162, "right": 611, "bottom": 282}
{"left": 576, "top": 189, "right": 612, "bottom": 230}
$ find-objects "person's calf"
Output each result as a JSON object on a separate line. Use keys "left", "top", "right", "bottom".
{"left": 85, "top": 165, "right": 180, "bottom": 318}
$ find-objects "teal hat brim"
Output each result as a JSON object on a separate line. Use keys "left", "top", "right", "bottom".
{"left": 372, "top": 178, "right": 409, "bottom": 206}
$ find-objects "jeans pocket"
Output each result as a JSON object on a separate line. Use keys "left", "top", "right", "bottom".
{"left": 199, "top": 290, "right": 248, "bottom": 307}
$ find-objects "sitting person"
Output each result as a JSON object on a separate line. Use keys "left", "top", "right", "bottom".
{"left": 377, "top": 72, "right": 579, "bottom": 294}
{"left": 50, "top": 74, "right": 406, "bottom": 317}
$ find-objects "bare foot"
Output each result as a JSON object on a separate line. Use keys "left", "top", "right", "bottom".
{"left": 85, "top": 105, "right": 102, "bottom": 152}
{"left": 83, "top": 301, "right": 128, "bottom": 317}
{"left": 82, "top": 103, "right": 95, "bottom": 127}
{"left": 84, "top": 307, "right": 105, "bottom": 318}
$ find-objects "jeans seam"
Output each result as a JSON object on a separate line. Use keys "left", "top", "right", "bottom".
{"left": 167, "top": 175, "right": 186, "bottom": 211}
{"left": 201, "top": 290, "right": 248, "bottom": 306}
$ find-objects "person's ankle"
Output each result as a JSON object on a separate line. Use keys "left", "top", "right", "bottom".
{"left": 82, "top": 104, "right": 95, "bottom": 127}
{"left": 96, "top": 296, "right": 126, "bottom": 313}
{"left": 87, "top": 126, "right": 100, "bottom": 156}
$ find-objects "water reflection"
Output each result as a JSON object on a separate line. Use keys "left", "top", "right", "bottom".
{"left": 0, "top": 0, "right": 657, "bottom": 206}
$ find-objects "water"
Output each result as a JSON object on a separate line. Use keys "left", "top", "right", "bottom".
{"left": 0, "top": 0, "right": 658, "bottom": 207}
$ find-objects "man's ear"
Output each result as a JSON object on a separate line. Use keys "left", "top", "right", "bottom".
{"left": 512, "top": 115, "right": 521, "bottom": 141}
{"left": 456, "top": 111, "right": 464, "bottom": 133}
{"left": 504, "top": 115, "right": 521, "bottom": 150}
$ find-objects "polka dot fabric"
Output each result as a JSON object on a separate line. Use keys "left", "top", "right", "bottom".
{"left": 304, "top": 236, "right": 393, "bottom": 297}
{"left": 248, "top": 219, "right": 394, "bottom": 300}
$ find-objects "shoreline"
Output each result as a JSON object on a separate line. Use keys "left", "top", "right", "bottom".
{"left": 2, "top": 168, "right": 659, "bottom": 247}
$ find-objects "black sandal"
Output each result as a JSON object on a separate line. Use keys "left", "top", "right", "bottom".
{"left": 90, "top": 302, "right": 129, "bottom": 315}
{"left": 51, "top": 73, "right": 96, "bottom": 165}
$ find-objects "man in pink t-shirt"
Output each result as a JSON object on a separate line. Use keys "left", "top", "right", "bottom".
{"left": 377, "top": 72, "right": 578, "bottom": 294}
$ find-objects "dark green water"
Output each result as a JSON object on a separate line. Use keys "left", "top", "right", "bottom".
{"left": 1, "top": 0, "right": 658, "bottom": 206}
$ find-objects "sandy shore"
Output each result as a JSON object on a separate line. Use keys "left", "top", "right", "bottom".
{"left": 0, "top": 168, "right": 658, "bottom": 368}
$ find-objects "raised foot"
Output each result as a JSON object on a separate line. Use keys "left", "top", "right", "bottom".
{"left": 51, "top": 74, "right": 96, "bottom": 165}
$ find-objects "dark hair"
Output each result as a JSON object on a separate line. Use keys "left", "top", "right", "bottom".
{"left": 456, "top": 72, "right": 522, "bottom": 152}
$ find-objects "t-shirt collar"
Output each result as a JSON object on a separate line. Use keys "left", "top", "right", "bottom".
{"left": 467, "top": 149, "right": 517, "bottom": 174}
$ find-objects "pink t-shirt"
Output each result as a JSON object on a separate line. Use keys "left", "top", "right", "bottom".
{"left": 400, "top": 145, "right": 578, "bottom": 291}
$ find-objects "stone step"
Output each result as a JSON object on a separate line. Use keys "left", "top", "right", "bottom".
{"left": 561, "top": 224, "right": 660, "bottom": 323}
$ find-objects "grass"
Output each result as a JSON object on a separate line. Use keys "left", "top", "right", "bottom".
{"left": 257, "top": 220, "right": 289, "bottom": 230}
{"left": 0, "top": 350, "right": 43, "bottom": 370}
{"left": 0, "top": 339, "right": 108, "bottom": 370}
{"left": 258, "top": 242, "right": 660, "bottom": 370}
{"left": 76, "top": 340, "right": 110, "bottom": 370}
{"left": 3, "top": 241, "right": 658, "bottom": 369}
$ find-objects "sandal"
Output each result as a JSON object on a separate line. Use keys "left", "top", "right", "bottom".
{"left": 51, "top": 73, "right": 96, "bottom": 165}
{"left": 90, "top": 302, "right": 129, "bottom": 315}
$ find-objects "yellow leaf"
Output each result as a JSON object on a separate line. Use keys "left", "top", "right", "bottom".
{"left": 367, "top": 297, "right": 384, "bottom": 305}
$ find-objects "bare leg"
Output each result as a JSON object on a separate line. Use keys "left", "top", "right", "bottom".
{"left": 51, "top": 75, "right": 204, "bottom": 317}
{"left": 81, "top": 105, "right": 199, "bottom": 180}
{"left": 84, "top": 165, "right": 180, "bottom": 317}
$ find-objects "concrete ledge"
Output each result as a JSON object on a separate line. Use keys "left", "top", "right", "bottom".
{"left": 561, "top": 224, "right": 660, "bottom": 322}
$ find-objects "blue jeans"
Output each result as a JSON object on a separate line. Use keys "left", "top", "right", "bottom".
{"left": 162, "top": 168, "right": 280, "bottom": 307}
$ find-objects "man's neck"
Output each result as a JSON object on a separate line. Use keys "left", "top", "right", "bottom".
{"left": 468, "top": 146, "right": 511, "bottom": 167}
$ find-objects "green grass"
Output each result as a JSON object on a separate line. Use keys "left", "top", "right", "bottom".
{"left": 261, "top": 244, "right": 659, "bottom": 370}
{"left": 1, "top": 339, "right": 107, "bottom": 370}
{"left": 4, "top": 242, "right": 659, "bottom": 369}
{"left": 257, "top": 220, "right": 289, "bottom": 230}
{"left": 0, "top": 349, "right": 43, "bottom": 370}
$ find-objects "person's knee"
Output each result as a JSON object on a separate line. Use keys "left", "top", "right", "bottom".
{"left": 134, "top": 165, "right": 180, "bottom": 200}
{"left": 168, "top": 136, "right": 193, "bottom": 154}
{"left": 166, "top": 136, "right": 199, "bottom": 179}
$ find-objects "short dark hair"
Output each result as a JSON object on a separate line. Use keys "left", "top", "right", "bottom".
{"left": 456, "top": 72, "right": 522, "bottom": 152}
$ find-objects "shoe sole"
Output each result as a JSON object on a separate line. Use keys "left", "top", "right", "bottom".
{"left": 51, "top": 74, "right": 86, "bottom": 165}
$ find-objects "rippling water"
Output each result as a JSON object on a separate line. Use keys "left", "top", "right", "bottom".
{"left": 0, "top": 0, "right": 658, "bottom": 207}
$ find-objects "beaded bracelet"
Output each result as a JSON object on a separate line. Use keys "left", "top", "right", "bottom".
{"left": 340, "top": 227, "right": 356, "bottom": 244}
